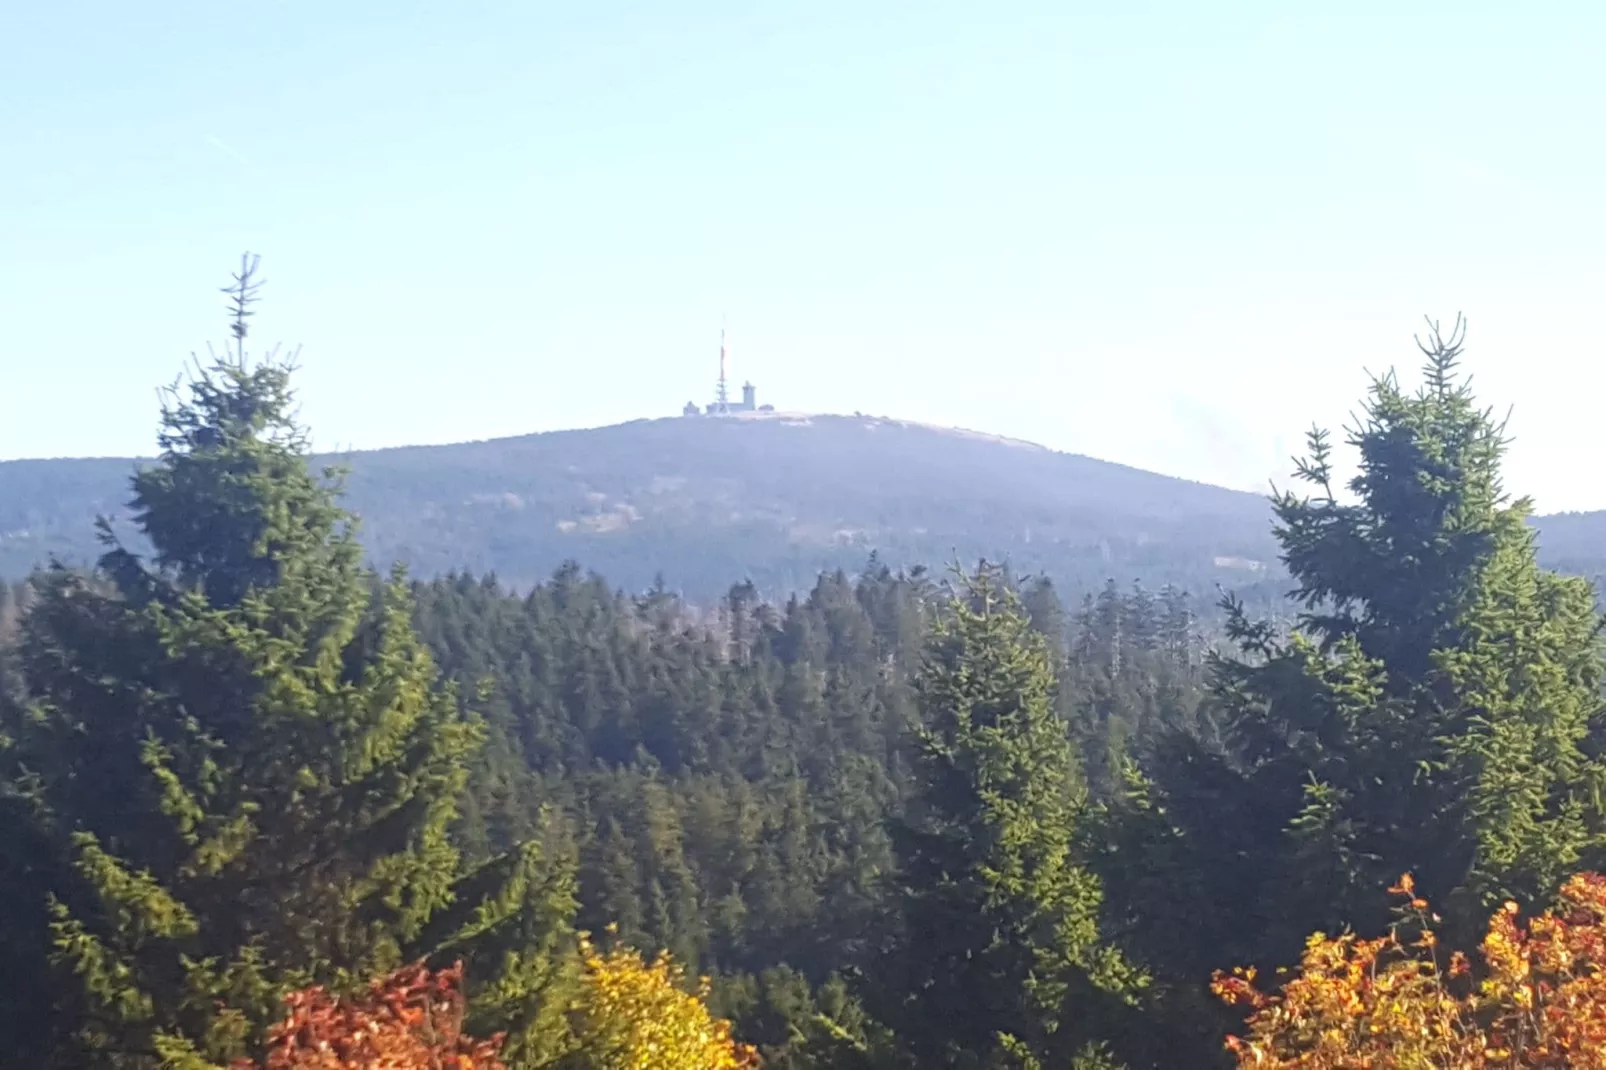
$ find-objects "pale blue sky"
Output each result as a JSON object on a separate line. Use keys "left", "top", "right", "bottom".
{"left": 4, "top": 3, "right": 1605, "bottom": 510}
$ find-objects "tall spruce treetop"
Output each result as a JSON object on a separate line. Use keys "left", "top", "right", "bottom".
{"left": 1210, "top": 316, "right": 1606, "bottom": 947}
{"left": 118, "top": 257, "right": 356, "bottom": 611}
{"left": 874, "top": 563, "right": 1145, "bottom": 1069}
{"left": 1272, "top": 315, "right": 1535, "bottom": 677}
{"left": 1, "top": 256, "right": 482, "bottom": 1068}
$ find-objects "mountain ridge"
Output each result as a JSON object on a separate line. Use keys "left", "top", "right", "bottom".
{"left": 4, "top": 411, "right": 1602, "bottom": 604}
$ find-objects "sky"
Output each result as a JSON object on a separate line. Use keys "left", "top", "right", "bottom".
{"left": 4, "top": 2, "right": 1606, "bottom": 511}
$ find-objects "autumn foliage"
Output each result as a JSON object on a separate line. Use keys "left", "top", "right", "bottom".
{"left": 1213, "top": 872, "right": 1606, "bottom": 1067}
{"left": 568, "top": 931, "right": 760, "bottom": 1070}
{"left": 228, "top": 943, "right": 763, "bottom": 1070}
{"left": 236, "top": 962, "right": 505, "bottom": 1070}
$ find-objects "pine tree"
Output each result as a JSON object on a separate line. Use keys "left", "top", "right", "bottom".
{"left": 1122, "top": 582, "right": 1160, "bottom": 654}
{"left": 1093, "top": 579, "right": 1125, "bottom": 675}
{"left": 422, "top": 809, "right": 584, "bottom": 1068}
{"left": 871, "top": 563, "right": 1146, "bottom": 1068}
{"left": 1157, "top": 586, "right": 1194, "bottom": 669}
{"left": 1124, "top": 316, "right": 1606, "bottom": 981}
{"left": 0, "top": 256, "right": 490, "bottom": 1067}
{"left": 1021, "top": 575, "right": 1068, "bottom": 653}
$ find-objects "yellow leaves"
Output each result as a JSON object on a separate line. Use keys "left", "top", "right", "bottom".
{"left": 568, "top": 933, "right": 759, "bottom": 1070}
{"left": 1215, "top": 872, "right": 1606, "bottom": 1068}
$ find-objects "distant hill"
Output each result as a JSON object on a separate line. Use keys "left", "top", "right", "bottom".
{"left": 3, "top": 411, "right": 1600, "bottom": 606}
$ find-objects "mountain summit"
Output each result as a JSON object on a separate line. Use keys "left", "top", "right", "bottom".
{"left": 5, "top": 410, "right": 1596, "bottom": 601}
{"left": 2, "top": 412, "right": 1282, "bottom": 599}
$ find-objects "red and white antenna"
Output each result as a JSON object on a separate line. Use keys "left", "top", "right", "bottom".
{"left": 715, "top": 320, "right": 730, "bottom": 412}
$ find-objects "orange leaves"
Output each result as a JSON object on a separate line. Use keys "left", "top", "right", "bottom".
{"left": 1211, "top": 966, "right": 1271, "bottom": 1013}
{"left": 234, "top": 962, "right": 507, "bottom": 1070}
{"left": 1389, "top": 872, "right": 1432, "bottom": 916}
{"left": 1215, "top": 872, "right": 1606, "bottom": 1068}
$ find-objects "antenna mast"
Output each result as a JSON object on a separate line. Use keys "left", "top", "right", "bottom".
{"left": 715, "top": 322, "right": 730, "bottom": 414}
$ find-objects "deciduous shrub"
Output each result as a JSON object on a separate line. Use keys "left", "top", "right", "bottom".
{"left": 566, "top": 931, "right": 760, "bottom": 1070}
{"left": 1214, "top": 872, "right": 1606, "bottom": 1067}
{"left": 237, "top": 962, "right": 504, "bottom": 1070}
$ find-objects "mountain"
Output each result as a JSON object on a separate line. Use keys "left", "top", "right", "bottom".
{"left": 2, "top": 411, "right": 1599, "bottom": 605}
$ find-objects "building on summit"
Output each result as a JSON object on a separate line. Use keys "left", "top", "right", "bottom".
{"left": 682, "top": 329, "right": 773, "bottom": 416}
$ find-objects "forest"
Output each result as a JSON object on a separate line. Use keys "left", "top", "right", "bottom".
{"left": 4, "top": 264, "right": 1606, "bottom": 1069}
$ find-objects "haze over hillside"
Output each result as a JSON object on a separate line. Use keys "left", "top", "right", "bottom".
{"left": 4, "top": 409, "right": 1602, "bottom": 605}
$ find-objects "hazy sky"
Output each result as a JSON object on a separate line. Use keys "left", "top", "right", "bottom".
{"left": 4, "top": 3, "right": 1605, "bottom": 511}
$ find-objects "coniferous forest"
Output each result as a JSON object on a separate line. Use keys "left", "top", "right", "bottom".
{"left": 5, "top": 264, "right": 1606, "bottom": 1069}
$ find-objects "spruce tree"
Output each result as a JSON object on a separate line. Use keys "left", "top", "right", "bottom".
{"left": 422, "top": 810, "right": 584, "bottom": 1067}
{"left": 1118, "top": 316, "right": 1606, "bottom": 981}
{"left": 872, "top": 563, "right": 1146, "bottom": 1068}
{"left": 0, "top": 256, "right": 501, "bottom": 1067}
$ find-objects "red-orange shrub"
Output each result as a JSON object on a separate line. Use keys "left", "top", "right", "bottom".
{"left": 235, "top": 961, "right": 505, "bottom": 1070}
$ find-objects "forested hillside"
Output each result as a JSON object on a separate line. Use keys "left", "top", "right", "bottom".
{"left": 11, "top": 406, "right": 1605, "bottom": 619}
{"left": 1, "top": 412, "right": 1285, "bottom": 607}
{"left": 5, "top": 266, "right": 1606, "bottom": 1069}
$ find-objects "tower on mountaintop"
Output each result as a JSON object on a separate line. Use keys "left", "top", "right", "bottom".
{"left": 714, "top": 327, "right": 730, "bottom": 414}
{"left": 682, "top": 326, "right": 772, "bottom": 416}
